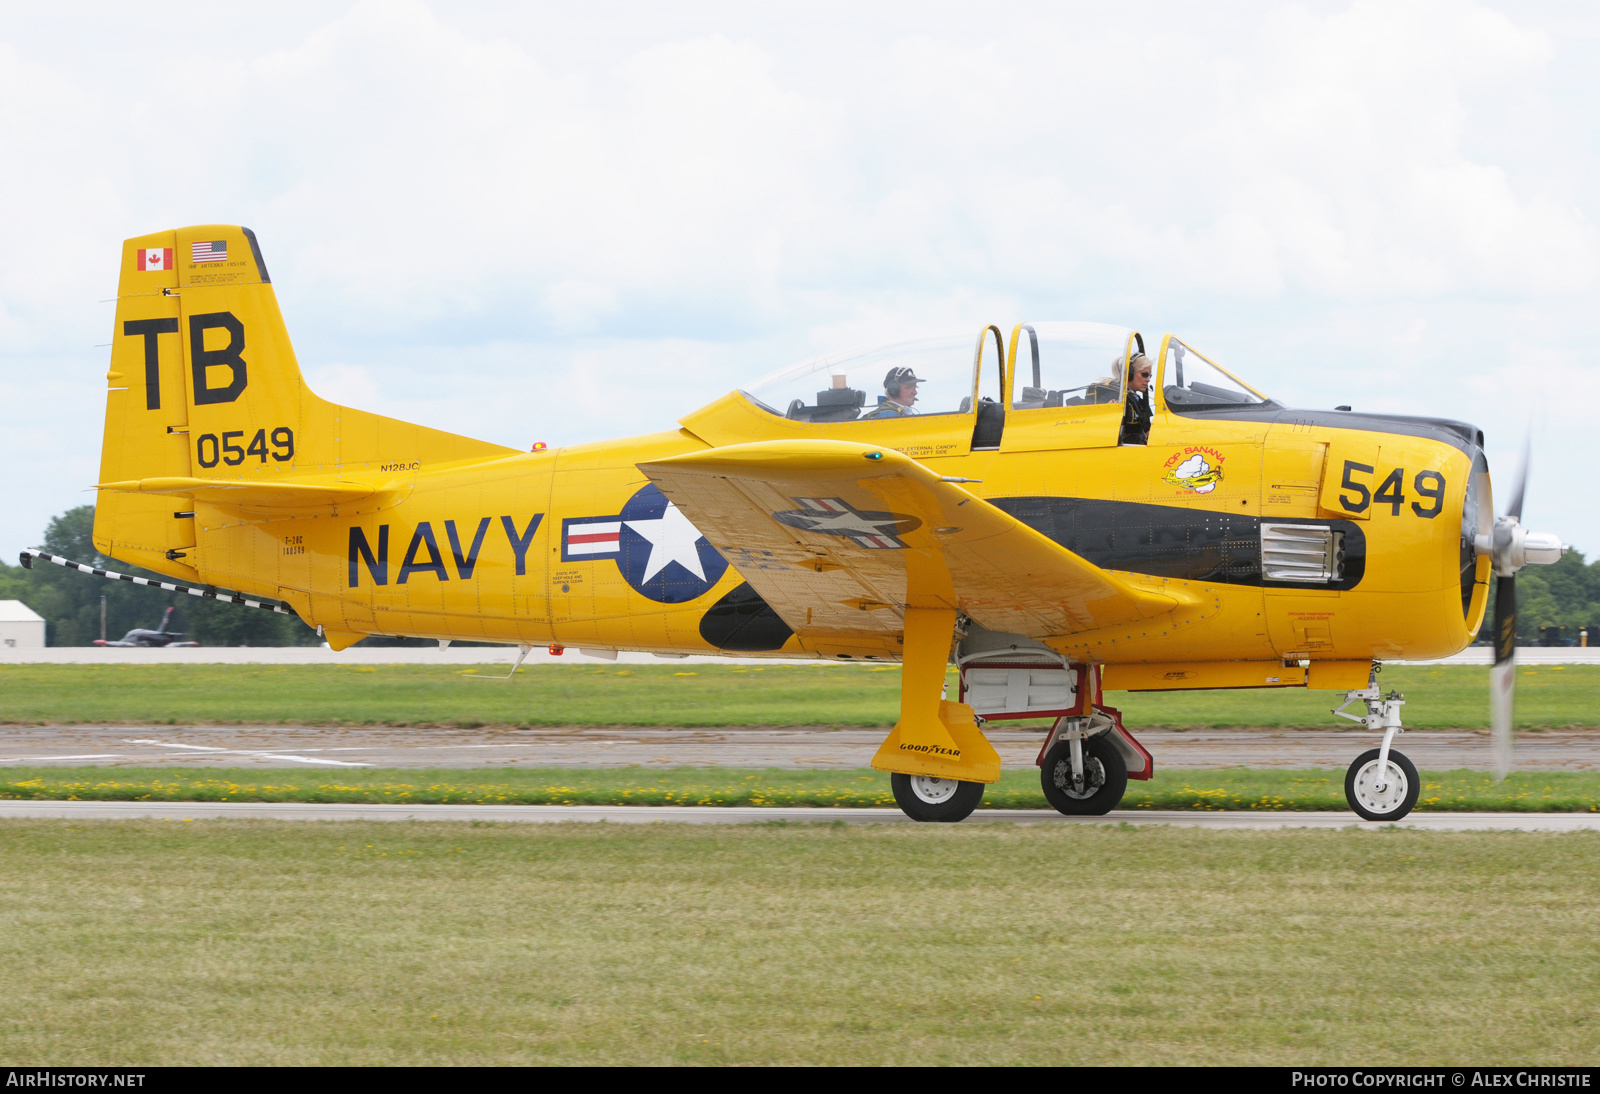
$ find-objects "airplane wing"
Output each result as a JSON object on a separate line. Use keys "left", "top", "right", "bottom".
{"left": 639, "top": 439, "right": 1185, "bottom": 641}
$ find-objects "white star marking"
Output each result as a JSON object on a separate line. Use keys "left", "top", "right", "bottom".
{"left": 625, "top": 502, "right": 708, "bottom": 582}
{"left": 794, "top": 508, "right": 901, "bottom": 537}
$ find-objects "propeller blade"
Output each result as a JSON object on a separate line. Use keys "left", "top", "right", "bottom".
{"left": 1505, "top": 437, "right": 1530, "bottom": 522}
{"left": 1490, "top": 573, "right": 1517, "bottom": 780}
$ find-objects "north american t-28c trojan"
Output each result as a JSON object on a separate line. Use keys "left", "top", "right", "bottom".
{"left": 28, "top": 225, "right": 1570, "bottom": 822}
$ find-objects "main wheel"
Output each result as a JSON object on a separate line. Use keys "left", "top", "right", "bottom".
{"left": 1345, "top": 748, "right": 1420, "bottom": 822}
{"left": 890, "top": 773, "right": 985, "bottom": 822}
{"left": 1041, "top": 734, "right": 1128, "bottom": 816}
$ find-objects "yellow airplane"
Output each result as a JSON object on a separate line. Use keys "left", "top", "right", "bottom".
{"left": 36, "top": 224, "right": 1571, "bottom": 823}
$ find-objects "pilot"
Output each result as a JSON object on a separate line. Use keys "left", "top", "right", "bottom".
{"left": 1120, "top": 353, "right": 1153, "bottom": 445}
{"left": 864, "top": 366, "right": 923, "bottom": 418}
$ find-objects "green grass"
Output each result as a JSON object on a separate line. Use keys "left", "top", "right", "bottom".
{"left": 2, "top": 662, "right": 1598, "bottom": 729}
{"left": 0, "top": 820, "right": 1596, "bottom": 1064}
{"left": 3, "top": 764, "right": 1598, "bottom": 811}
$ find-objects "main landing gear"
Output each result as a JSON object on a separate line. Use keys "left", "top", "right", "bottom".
{"left": 1038, "top": 713, "right": 1130, "bottom": 816}
{"left": 890, "top": 773, "right": 987, "bottom": 822}
{"left": 1334, "top": 670, "right": 1420, "bottom": 822}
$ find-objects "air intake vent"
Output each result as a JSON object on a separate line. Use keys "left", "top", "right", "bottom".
{"left": 1261, "top": 523, "right": 1345, "bottom": 583}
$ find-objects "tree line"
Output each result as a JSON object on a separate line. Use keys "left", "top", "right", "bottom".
{"left": 0, "top": 506, "right": 321, "bottom": 647}
{"left": 4, "top": 504, "right": 1599, "bottom": 646}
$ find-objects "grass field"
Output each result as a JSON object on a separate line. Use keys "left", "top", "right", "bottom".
{"left": 2, "top": 662, "right": 1598, "bottom": 729}
{"left": 0, "top": 820, "right": 1595, "bottom": 1065}
{"left": 4, "top": 764, "right": 1599, "bottom": 811}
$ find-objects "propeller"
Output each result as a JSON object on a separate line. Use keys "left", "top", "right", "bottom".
{"left": 1477, "top": 442, "right": 1567, "bottom": 779}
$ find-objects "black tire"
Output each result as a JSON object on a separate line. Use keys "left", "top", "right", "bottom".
{"left": 1041, "top": 734, "right": 1128, "bottom": 816}
{"left": 890, "top": 773, "right": 986, "bottom": 822}
{"left": 1344, "top": 747, "right": 1420, "bottom": 822}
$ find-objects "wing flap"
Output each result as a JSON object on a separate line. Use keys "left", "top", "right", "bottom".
{"left": 639, "top": 439, "right": 1183, "bottom": 640}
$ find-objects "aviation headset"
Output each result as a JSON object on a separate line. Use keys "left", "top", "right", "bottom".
{"left": 885, "top": 366, "right": 924, "bottom": 399}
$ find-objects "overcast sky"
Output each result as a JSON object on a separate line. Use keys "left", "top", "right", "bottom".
{"left": 2, "top": 0, "right": 1596, "bottom": 562}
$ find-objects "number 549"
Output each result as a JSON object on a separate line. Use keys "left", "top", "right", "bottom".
{"left": 1339, "top": 460, "right": 1444, "bottom": 518}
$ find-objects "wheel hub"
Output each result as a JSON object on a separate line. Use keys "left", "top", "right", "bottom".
{"left": 1351, "top": 759, "right": 1409, "bottom": 816}
{"left": 908, "top": 775, "right": 959, "bottom": 805}
{"left": 1051, "top": 756, "right": 1105, "bottom": 800}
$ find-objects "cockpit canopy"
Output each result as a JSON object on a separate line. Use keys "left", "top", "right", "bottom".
{"left": 1160, "top": 338, "right": 1269, "bottom": 411}
{"left": 735, "top": 324, "right": 1271, "bottom": 424}
{"left": 740, "top": 332, "right": 988, "bottom": 422}
{"left": 1009, "top": 322, "right": 1141, "bottom": 410}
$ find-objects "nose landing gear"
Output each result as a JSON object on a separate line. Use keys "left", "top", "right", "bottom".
{"left": 1334, "top": 672, "right": 1420, "bottom": 822}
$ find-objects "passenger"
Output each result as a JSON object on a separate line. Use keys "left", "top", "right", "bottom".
{"left": 864, "top": 366, "right": 923, "bottom": 418}
{"left": 1120, "top": 353, "right": 1153, "bottom": 445}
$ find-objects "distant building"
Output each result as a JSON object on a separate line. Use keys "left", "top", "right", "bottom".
{"left": 0, "top": 601, "right": 45, "bottom": 648}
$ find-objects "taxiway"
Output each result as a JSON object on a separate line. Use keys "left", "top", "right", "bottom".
{"left": 1, "top": 799, "right": 1595, "bottom": 829}
{"left": 1, "top": 724, "right": 1595, "bottom": 769}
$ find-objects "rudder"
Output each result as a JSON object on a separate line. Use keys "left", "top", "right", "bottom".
{"left": 96, "top": 225, "right": 516, "bottom": 581}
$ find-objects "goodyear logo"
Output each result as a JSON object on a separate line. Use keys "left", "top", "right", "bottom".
{"left": 899, "top": 743, "right": 960, "bottom": 758}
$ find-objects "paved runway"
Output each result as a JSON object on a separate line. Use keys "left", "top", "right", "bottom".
{"left": 8, "top": 646, "right": 1599, "bottom": 665}
{"left": 1, "top": 724, "right": 1595, "bottom": 770}
{"left": 1, "top": 799, "right": 1595, "bottom": 830}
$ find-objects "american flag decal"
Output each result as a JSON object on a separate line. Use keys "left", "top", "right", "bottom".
{"left": 770, "top": 497, "right": 920, "bottom": 549}
{"left": 561, "top": 518, "right": 623, "bottom": 561}
{"left": 191, "top": 240, "right": 228, "bottom": 263}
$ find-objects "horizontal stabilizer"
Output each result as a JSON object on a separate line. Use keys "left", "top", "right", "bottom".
{"left": 96, "top": 476, "right": 379, "bottom": 511}
{"left": 639, "top": 439, "right": 1186, "bottom": 641}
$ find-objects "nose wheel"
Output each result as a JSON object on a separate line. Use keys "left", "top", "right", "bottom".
{"left": 890, "top": 773, "right": 986, "bottom": 822}
{"left": 1344, "top": 748, "right": 1420, "bottom": 822}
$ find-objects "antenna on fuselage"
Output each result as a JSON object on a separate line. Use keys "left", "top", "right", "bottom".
{"left": 464, "top": 643, "right": 534, "bottom": 681}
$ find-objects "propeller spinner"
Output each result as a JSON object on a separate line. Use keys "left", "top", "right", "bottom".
{"left": 1476, "top": 447, "right": 1567, "bottom": 779}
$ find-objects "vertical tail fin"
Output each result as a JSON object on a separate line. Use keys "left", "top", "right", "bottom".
{"left": 95, "top": 225, "right": 517, "bottom": 579}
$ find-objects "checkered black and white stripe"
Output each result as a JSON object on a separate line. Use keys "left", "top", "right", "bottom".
{"left": 19, "top": 550, "right": 297, "bottom": 617}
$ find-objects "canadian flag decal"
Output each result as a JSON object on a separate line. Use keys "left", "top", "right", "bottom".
{"left": 137, "top": 248, "right": 173, "bottom": 271}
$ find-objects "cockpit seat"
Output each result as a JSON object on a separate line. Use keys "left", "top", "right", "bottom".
{"left": 1015, "top": 385, "right": 1047, "bottom": 410}
{"left": 786, "top": 386, "right": 867, "bottom": 422}
{"left": 1016, "top": 386, "right": 1071, "bottom": 410}
{"left": 1016, "top": 386, "right": 1069, "bottom": 410}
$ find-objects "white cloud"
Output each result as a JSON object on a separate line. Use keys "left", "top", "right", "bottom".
{"left": 1, "top": 0, "right": 1598, "bottom": 555}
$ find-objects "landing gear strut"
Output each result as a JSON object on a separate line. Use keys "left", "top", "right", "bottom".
{"left": 1334, "top": 672, "right": 1420, "bottom": 822}
{"left": 874, "top": 608, "right": 1002, "bottom": 822}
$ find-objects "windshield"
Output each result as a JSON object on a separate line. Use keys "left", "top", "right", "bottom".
{"left": 1011, "top": 322, "right": 1139, "bottom": 409}
{"left": 741, "top": 332, "right": 982, "bottom": 422}
{"left": 1161, "top": 338, "right": 1269, "bottom": 411}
